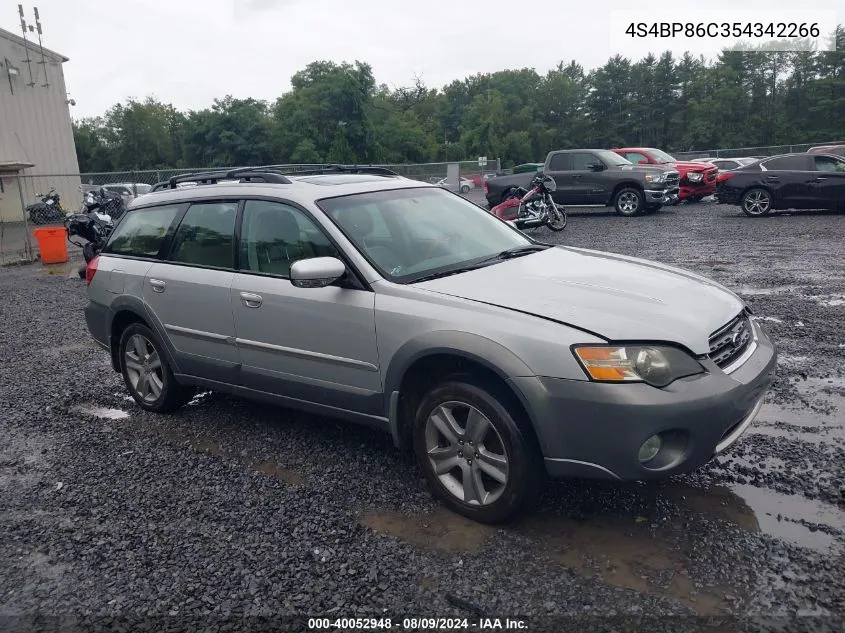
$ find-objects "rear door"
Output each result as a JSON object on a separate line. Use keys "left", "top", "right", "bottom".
{"left": 142, "top": 200, "right": 241, "bottom": 383}
{"left": 810, "top": 155, "right": 845, "bottom": 208}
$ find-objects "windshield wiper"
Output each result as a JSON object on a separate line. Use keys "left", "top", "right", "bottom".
{"left": 410, "top": 244, "right": 552, "bottom": 283}
{"left": 496, "top": 244, "right": 552, "bottom": 259}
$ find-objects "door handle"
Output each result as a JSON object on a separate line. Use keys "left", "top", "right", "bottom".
{"left": 149, "top": 279, "right": 166, "bottom": 293}
{"left": 814, "top": 177, "right": 827, "bottom": 181}
{"left": 765, "top": 176, "right": 780, "bottom": 182}
{"left": 240, "top": 292, "right": 263, "bottom": 308}
{"left": 573, "top": 175, "right": 582, "bottom": 180}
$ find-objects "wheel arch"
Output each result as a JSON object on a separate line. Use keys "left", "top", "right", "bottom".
{"left": 739, "top": 184, "right": 776, "bottom": 214}
{"left": 384, "top": 331, "right": 538, "bottom": 452}
{"left": 108, "top": 296, "right": 181, "bottom": 374}
{"left": 609, "top": 180, "right": 644, "bottom": 203}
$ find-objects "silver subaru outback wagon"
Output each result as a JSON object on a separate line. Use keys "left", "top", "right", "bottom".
{"left": 83, "top": 167, "right": 777, "bottom": 523}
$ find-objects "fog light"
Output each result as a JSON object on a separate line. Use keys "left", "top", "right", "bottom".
{"left": 638, "top": 434, "right": 663, "bottom": 463}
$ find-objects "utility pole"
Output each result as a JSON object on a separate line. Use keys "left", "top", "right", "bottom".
{"left": 17, "top": 4, "right": 36, "bottom": 87}
{"left": 33, "top": 7, "right": 49, "bottom": 87}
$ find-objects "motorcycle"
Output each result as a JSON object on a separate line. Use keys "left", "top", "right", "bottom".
{"left": 65, "top": 187, "right": 117, "bottom": 279}
{"left": 27, "top": 188, "right": 66, "bottom": 225}
{"left": 489, "top": 172, "right": 567, "bottom": 232}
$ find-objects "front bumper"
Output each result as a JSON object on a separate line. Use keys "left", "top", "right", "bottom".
{"left": 511, "top": 319, "right": 777, "bottom": 481}
{"left": 644, "top": 187, "right": 680, "bottom": 206}
{"left": 679, "top": 183, "right": 716, "bottom": 200}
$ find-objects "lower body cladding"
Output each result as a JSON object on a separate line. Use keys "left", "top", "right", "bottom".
{"left": 645, "top": 187, "right": 680, "bottom": 206}
{"left": 511, "top": 320, "right": 777, "bottom": 481}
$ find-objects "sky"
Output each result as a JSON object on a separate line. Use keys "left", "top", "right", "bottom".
{"left": 1, "top": 0, "right": 840, "bottom": 119}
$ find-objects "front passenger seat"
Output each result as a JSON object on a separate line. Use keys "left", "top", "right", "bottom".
{"left": 251, "top": 209, "right": 316, "bottom": 277}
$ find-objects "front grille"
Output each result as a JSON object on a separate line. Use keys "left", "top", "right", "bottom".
{"left": 665, "top": 171, "right": 680, "bottom": 187}
{"left": 708, "top": 313, "right": 753, "bottom": 369}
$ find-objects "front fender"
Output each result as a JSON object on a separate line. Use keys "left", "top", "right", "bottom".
{"left": 382, "top": 330, "right": 537, "bottom": 422}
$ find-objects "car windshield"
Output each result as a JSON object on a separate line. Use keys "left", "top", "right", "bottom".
{"left": 646, "top": 148, "right": 677, "bottom": 163}
{"left": 317, "top": 187, "right": 533, "bottom": 284}
{"left": 597, "top": 150, "right": 632, "bottom": 167}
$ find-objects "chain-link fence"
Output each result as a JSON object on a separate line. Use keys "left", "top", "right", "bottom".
{"left": 0, "top": 160, "right": 501, "bottom": 265}
{"left": 672, "top": 141, "right": 845, "bottom": 160}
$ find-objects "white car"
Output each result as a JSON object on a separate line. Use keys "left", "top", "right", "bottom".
{"left": 691, "top": 157, "right": 758, "bottom": 172}
{"left": 436, "top": 177, "right": 475, "bottom": 194}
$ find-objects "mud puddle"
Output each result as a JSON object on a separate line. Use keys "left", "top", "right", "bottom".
{"left": 736, "top": 285, "right": 802, "bottom": 296}
{"left": 360, "top": 504, "right": 735, "bottom": 614}
{"left": 154, "top": 426, "right": 303, "bottom": 485}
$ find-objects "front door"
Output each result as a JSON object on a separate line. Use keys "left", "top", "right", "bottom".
{"left": 142, "top": 200, "right": 241, "bottom": 383}
{"left": 231, "top": 199, "right": 382, "bottom": 416}
{"left": 809, "top": 155, "right": 845, "bottom": 209}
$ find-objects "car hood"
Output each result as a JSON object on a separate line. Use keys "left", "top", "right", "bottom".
{"left": 615, "top": 164, "right": 677, "bottom": 174}
{"left": 415, "top": 246, "right": 745, "bottom": 355}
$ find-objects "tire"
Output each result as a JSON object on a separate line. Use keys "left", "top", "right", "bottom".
{"left": 460, "top": 185, "right": 471, "bottom": 194}
{"left": 613, "top": 187, "right": 644, "bottom": 216}
{"left": 741, "top": 188, "right": 772, "bottom": 217}
{"left": 413, "top": 377, "right": 545, "bottom": 524}
{"left": 28, "top": 204, "right": 48, "bottom": 225}
{"left": 119, "top": 323, "right": 190, "bottom": 413}
{"left": 82, "top": 242, "right": 97, "bottom": 263}
{"left": 545, "top": 204, "right": 567, "bottom": 231}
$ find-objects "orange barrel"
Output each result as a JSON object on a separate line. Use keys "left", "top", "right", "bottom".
{"left": 33, "top": 227, "right": 69, "bottom": 264}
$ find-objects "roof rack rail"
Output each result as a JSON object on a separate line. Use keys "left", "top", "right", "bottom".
{"left": 279, "top": 164, "right": 400, "bottom": 177}
{"left": 150, "top": 167, "right": 293, "bottom": 192}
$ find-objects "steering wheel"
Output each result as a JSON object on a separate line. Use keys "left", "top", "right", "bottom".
{"left": 421, "top": 232, "right": 461, "bottom": 261}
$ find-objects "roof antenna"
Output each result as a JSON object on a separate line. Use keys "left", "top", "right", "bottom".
{"left": 17, "top": 4, "right": 36, "bottom": 87}
{"left": 33, "top": 7, "right": 49, "bottom": 87}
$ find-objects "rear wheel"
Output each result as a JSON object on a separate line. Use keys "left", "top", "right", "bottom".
{"left": 460, "top": 185, "right": 471, "bottom": 194}
{"left": 413, "top": 377, "right": 545, "bottom": 524}
{"left": 614, "top": 187, "right": 643, "bottom": 216}
{"left": 119, "top": 323, "right": 190, "bottom": 413}
{"left": 741, "top": 188, "right": 772, "bottom": 217}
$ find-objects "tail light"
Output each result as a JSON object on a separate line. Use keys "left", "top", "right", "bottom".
{"left": 85, "top": 255, "right": 100, "bottom": 286}
{"left": 717, "top": 173, "right": 735, "bottom": 184}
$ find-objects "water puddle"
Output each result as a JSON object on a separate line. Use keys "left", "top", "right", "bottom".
{"left": 251, "top": 459, "right": 303, "bottom": 485}
{"left": 757, "top": 316, "right": 784, "bottom": 324}
{"left": 673, "top": 484, "right": 845, "bottom": 553}
{"left": 359, "top": 508, "right": 492, "bottom": 553}
{"left": 811, "top": 294, "right": 845, "bottom": 308}
{"left": 737, "top": 285, "right": 801, "bottom": 296}
{"left": 70, "top": 405, "right": 130, "bottom": 420}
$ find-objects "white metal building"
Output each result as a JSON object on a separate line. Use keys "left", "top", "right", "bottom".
{"left": 0, "top": 26, "right": 80, "bottom": 223}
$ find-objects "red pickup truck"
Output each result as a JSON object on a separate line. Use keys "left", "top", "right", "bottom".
{"left": 613, "top": 148, "right": 718, "bottom": 202}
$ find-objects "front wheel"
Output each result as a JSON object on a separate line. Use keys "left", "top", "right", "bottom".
{"left": 613, "top": 187, "right": 643, "bottom": 216}
{"left": 741, "top": 188, "right": 772, "bottom": 217}
{"left": 545, "top": 204, "right": 567, "bottom": 231}
{"left": 460, "top": 185, "right": 470, "bottom": 194}
{"left": 414, "top": 377, "right": 545, "bottom": 524}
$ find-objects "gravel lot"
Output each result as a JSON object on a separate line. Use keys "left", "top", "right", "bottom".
{"left": 1, "top": 199, "right": 843, "bottom": 628}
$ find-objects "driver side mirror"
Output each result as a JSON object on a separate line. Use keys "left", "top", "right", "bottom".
{"left": 587, "top": 163, "right": 605, "bottom": 172}
{"left": 290, "top": 256, "right": 346, "bottom": 289}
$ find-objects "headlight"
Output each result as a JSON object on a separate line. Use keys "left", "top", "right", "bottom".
{"left": 572, "top": 345, "right": 705, "bottom": 388}
{"left": 644, "top": 173, "right": 665, "bottom": 184}
{"left": 687, "top": 172, "right": 703, "bottom": 182}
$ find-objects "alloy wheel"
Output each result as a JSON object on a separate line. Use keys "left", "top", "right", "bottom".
{"left": 424, "top": 401, "right": 509, "bottom": 506}
{"left": 618, "top": 192, "right": 640, "bottom": 214}
{"left": 743, "top": 190, "right": 771, "bottom": 216}
{"left": 124, "top": 333, "right": 164, "bottom": 403}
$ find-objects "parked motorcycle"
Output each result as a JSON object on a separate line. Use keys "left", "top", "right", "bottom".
{"left": 489, "top": 172, "right": 567, "bottom": 232}
{"left": 65, "top": 187, "right": 117, "bottom": 279}
{"left": 27, "top": 188, "right": 66, "bottom": 225}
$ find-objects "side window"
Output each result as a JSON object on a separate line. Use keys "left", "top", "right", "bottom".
{"left": 570, "top": 153, "right": 598, "bottom": 171}
{"left": 717, "top": 160, "right": 738, "bottom": 170}
{"left": 547, "top": 153, "right": 571, "bottom": 171}
{"left": 104, "top": 204, "right": 182, "bottom": 258}
{"left": 813, "top": 156, "right": 845, "bottom": 172}
{"left": 762, "top": 156, "right": 807, "bottom": 171}
{"left": 240, "top": 200, "right": 338, "bottom": 278}
{"left": 623, "top": 152, "right": 649, "bottom": 165}
{"left": 168, "top": 202, "right": 237, "bottom": 268}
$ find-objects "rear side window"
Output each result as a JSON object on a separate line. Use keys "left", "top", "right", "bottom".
{"left": 104, "top": 204, "right": 182, "bottom": 258}
{"left": 762, "top": 155, "right": 808, "bottom": 171}
{"left": 547, "top": 153, "right": 571, "bottom": 171}
{"left": 168, "top": 202, "right": 238, "bottom": 269}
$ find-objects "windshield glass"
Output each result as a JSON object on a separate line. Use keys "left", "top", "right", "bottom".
{"left": 646, "top": 148, "right": 677, "bottom": 163}
{"left": 597, "top": 150, "right": 633, "bottom": 167}
{"left": 317, "top": 187, "right": 532, "bottom": 283}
